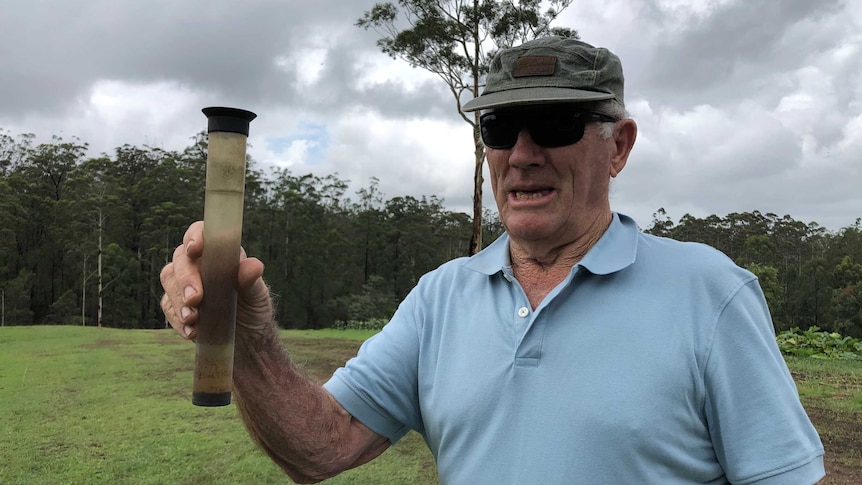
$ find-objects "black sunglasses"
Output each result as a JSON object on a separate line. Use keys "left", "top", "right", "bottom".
{"left": 479, "top": 109, "right": 619, "bottom": 149}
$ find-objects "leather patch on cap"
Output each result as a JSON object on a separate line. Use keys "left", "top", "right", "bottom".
{"left": 513, "top": 56, "right": 557, "bottom": 77}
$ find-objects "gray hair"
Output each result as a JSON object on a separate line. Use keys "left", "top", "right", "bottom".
{"left": 593, "top": 99, "right": 629, "bottom": 140}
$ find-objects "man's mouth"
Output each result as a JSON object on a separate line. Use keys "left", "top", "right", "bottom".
{"left": 512, "top": 190, "right": 552, "bottom": 200}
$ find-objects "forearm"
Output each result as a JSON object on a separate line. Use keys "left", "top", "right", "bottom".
{"left": 232, "top": 326, "right": 389, "bottom": 483}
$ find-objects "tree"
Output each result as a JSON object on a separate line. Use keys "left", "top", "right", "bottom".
{"left": 747, "top": 263, "right": 783, "bottom": 327}
{"left": 831, "top": 256, "right": 862, "bottom": 337}
{"left": 645, "top": 208, "right": 674, "bottom": 237}
{"left": 383, "top": 195, "right": 444, "bottom": 298}
{"left": 15, "top": 136, "right": 89, "bottom": 321}
{"left": 263, "top": 170, "right": 352, "bottom": 328}
{"left": 6, "top": 121, "right": 862, "bottom": 334}
{"left": 0, "top": 177, "right": 24, "bottom": 281}
{"left": 354, "top": 177, "right": 386, "bottom": 285}
{"left": 358, "top": 0, "right": 576, "bottom": 255}
{"left": 0, "top": 129, "right": 33, "bottom": 175}
{"left": 330, "top": 274, "right": 397, "bottom": 323}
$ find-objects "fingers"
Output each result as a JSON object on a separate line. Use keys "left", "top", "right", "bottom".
{"left": 160, "top": 221, "right": 205, "bottom": 340}
{"left": 159, "top": 291, "right": 194, "bottom": 339}
{"left": 183, "top": 221, "right": 205, "bottom": 258}
{"left": 160, "top": 220, "right": 272, "bottom": 340}
{"left": 159, "top": 248, "right": 199, "bottom": 340}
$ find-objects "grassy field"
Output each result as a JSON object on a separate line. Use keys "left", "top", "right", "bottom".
{"left": 785, "top": 356, "right": 862, "bottom": 483}
{"left": 0, "top": 326, "right": 436, "bottom": 485}
{"left": 1, "top": 326, "right": 860, "bottom": 484}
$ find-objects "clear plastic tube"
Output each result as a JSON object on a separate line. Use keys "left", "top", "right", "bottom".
{"left": 192, "top": 107, "right": 257, "bottom": 407}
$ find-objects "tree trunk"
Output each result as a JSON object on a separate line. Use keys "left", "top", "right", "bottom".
{"left": 469, "top": 126, "right": 484, "bottom": 255}
{"left": 468, "top": 2, "right": 484, "bottom": 256}
{"left": 82, "top": 253, "right": 86, "bottom": 326}
{"left": 97, "top": 208, "right": 103, "bottom": 328}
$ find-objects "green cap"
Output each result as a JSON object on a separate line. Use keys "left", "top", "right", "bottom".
{"left": 462, "top": 36, "right": 624, "bottom": 112}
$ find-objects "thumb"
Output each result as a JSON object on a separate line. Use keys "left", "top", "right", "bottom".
{"left": 237, "top": 256, "right": 266, "bottom": 297}
{"left": 234, "top": 256, "right": 274, "bottom": 333}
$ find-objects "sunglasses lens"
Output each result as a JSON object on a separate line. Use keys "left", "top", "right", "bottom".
{"left": 480, "top": 110, "right": 590, "bottom": 149}
{"left": 532, "top": 111, "right": 588, "bottom": 148}
{"left": 480, "top": 113, "right": 520, "bottom": 149}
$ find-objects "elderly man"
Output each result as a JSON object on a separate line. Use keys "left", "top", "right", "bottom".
{"left": 160, "top": 36, "right": 825, "bottom": 484}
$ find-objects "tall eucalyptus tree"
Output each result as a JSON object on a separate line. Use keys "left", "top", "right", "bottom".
{"left": 358, "top": 0, "right": 576, "bottom": 254}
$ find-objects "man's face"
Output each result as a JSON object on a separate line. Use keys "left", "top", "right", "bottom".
{"left": 483, "top": 106, "right": 630, "bottom": 247}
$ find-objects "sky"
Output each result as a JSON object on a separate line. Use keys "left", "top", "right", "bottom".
{"left": 1, "top": 0, "right": 860, "bottom": 231}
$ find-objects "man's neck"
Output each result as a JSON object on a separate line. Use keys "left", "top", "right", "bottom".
{"left": 508, "top": 212, "right": 613, "bottom": 309}
{"left": 508, "top": 211, "right": 613, "bottom": 270}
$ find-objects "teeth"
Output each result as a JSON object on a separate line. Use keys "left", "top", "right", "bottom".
{"left": 514, "top": 191, "right": 546, "bottom": 200}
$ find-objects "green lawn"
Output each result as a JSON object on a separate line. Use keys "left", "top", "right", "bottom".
{"left": 0, "top": 326, "right": 436, "bottom": 485}
{"left": 1, "top": 326, "right": 859, "bottom": 484}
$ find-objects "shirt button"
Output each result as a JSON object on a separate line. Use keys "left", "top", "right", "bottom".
{"left": 517, "top": 307, "right": 529, "bottom": 318}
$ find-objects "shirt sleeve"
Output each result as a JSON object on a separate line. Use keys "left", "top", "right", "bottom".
{"left": 704, "top": 278, "right": 825, "bottom": 484}
{"left": 323, "top": 291, "right": 423, "bottom": 444}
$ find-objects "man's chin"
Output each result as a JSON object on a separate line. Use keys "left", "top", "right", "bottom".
{"left": 504, "top": 220, "right": 559, "bottom": 243}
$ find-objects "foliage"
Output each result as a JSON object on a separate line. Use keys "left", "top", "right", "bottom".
{"left": 1, "top": 130, "right": 861, "bottom": 337}
{"left": 0, "top": 129, "right": 490, "bottom": 330}
{"left": 330, "top": 275, "right": 397, "bottom": 324}
{"left": 46, "top": 289, "right": 77, "bottom": 325}
{"left": 776, "top": 326, "right": 862, "bottom": 360}
{"left": 335, "top": 318, "right": 391, "bottom": 332}
{"left": 831, "top": 256, "right": 862, "bottom": 336}
{"left": 747, "top": 262, "right": 782, "bottom": 318}
{"left": 1, "top": 270, "right": 34, "bottom": 325}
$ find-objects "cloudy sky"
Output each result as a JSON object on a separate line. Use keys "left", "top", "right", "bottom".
{"left": 1, "top": 0, "right": 860, "bottom": 231}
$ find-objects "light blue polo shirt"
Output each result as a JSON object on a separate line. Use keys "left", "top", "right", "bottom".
{"left": 324, "top": 213, "right": 824, "bottom": 484}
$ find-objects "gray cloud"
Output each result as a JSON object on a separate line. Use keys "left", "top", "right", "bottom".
{"left": 0, "top": 0, "right": 384, "bottom": 114}
{"left": 642, "top": 0, "right": 845, "bottom": 108}
{"left": 1, "top": 0, "right": 860, "bottom": 232}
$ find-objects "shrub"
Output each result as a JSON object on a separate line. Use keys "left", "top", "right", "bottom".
{"left": 776, "top": 326, "right": 862, "bottom": 360}
{"left": 334, "top": 318, "right": 389, "bottom": 332}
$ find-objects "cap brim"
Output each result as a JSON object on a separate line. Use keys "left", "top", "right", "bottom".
{"left": 462, "top": 87, "right": 615, "bottom": 112}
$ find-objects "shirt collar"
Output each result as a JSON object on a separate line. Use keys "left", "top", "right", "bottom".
{"left": 463, "top": 212, "right": 639, "bottom": 276}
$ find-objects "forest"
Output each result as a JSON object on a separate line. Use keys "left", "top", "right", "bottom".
{"left": 1, "top": 129, "right": 861, "bottom": 337}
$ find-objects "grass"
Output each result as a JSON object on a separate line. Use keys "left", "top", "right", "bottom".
{"left": 787, "top": 356, "right": 862, "bottom": 411}
{"left": 0, "top": 326, "right": 436, "bottom": 485}
{"left": 785, "top": 356, "right": 862, "bottom": 477}
{"left": 2, "top": 326, "right": 860, "bottom": 484}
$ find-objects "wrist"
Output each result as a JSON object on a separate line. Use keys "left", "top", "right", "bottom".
{"left": 234, "top": 320, "right": 281, "bottom": 358}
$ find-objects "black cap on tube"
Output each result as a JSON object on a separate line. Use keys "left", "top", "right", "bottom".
{"left": 202, "top": 107, "right": 257, "bottom": 136}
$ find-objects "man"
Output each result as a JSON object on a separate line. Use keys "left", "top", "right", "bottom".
{"left": 160, "top": 36, "right": 825, "bottom": 484}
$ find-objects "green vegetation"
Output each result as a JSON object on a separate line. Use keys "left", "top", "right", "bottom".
{"left": 0, "top": 130, "right": 500, "bottom": 331}
{"left": 778, "top": 327, "right": 862, "bottom": 360}
{"left": 1, "top": 129, "right": 861, "bottom": 337}
{"left": 334, "top": 318, "right": 390, "bottom": 332}
{"left": 0, "top": 326, "right": 436, "bottom": 485}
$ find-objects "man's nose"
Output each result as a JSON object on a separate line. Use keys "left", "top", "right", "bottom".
{"left": 508, "top": 129, "right": 545, "bottom": 168}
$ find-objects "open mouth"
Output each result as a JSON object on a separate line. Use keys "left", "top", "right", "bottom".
{"left": 512, "top": 190, "right": 552, "bottom": 201}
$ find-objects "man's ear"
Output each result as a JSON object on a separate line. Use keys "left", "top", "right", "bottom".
{"left": 610, "top": 119, "right": 637, "bottom": 178}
